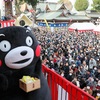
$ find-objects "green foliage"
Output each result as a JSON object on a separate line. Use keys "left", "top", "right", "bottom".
{"left": 74, "top": 0, "right": 89, "bottom": 11}
{"left": 92, "top": 0, "right": 100, "bottom": 11}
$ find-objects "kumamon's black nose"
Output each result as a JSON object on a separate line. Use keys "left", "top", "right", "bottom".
{"left": 20, "top": 50, "right": 27, "bottom": 56}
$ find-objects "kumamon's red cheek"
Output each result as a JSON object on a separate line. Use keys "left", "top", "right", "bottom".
{"left": 35, "top": 45, "right": 41, "bottom": 57}
{"left": 0, "top": 60, "right": 2, "bottom": 67}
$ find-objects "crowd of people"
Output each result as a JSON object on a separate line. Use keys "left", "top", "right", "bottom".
{"left": 33, "top": 27, "right": 100, "bottom": 99}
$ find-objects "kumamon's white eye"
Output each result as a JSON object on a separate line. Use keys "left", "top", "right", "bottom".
{"left": 26, "top": 36, "right": 33, "bottom": 46}
{"left": 0, "top": 40, "right": 11, "bottom": 52}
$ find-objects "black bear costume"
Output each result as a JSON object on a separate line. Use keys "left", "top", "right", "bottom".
{"left": 0, "top": 26, "right": 51, "bottom": 100}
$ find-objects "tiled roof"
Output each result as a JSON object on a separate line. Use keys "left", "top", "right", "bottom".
{"left": 55, "top": 15, "right": 91, "bottom": 20}
{"left": 36, "top": 12, "right": 91, "bottom": 21}
{"left": 36, "top": 11, "right": 62, "bottom": 20}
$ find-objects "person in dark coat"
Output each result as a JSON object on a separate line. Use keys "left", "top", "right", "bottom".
{"left": 64, "top": 62, "right": 69, "bottom": 79}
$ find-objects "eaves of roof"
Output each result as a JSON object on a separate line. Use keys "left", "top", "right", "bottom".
{"left": 36, "top": 12, "right": 62, "bottom": 20}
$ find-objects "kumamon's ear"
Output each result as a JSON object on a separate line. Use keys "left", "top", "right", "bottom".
{"left": 34, "top": 58, "right": 42, "bottom": 76}
{"left": 24, "top": 25, "right": 32, "bottom": 31}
